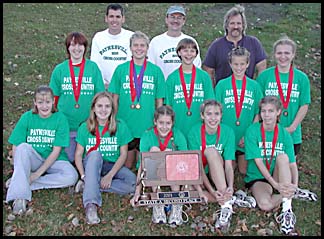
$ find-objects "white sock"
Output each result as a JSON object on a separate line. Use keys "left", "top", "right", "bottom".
{"left": 282, "top": 197, "right": 292, "bottom": 212}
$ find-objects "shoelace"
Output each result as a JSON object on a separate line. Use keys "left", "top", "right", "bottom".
{"left": 275, "top": 210, "right": 296, "bottom": 225}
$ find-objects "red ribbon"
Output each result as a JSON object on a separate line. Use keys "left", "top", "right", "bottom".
{"left": 261, "top": 123, "right": 278, "bottom": 171}
{"left": 129, "top": 58, "right": 147, "bottom": 104}
{"left": 275, "top": 64, "right": 294, "bottom": 110}
{"left": 68, "top": 58, "right": 85, "bottom": 105}
{"left": 153, "top": 126, "right": 173, "bottom": 151}
{"left": 231, "top": 74, "right": 246, "bottom": 121}
{"left": 201, "top": 123, "right": 220, "bottom": 167}
{"left": 179, "top": 65, "right": 196, "bottom": 112}
{"left": 87, "top": 122, "right": 109, "bottom": 155}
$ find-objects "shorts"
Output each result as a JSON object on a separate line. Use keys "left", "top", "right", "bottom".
{"left": 128, "top": 138, "right": 140, "bottom": 151}
{"left": 294, "top": 143, "right": 301, "bottom": 156}
{"left": 235, "top": 150, "right": 245, "bottom": 157}
{"left": 245, "top": 178, "right": 271, "bottom": 190}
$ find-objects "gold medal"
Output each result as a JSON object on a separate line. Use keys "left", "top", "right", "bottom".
{"left": 187, "top": 111, "right": 192, "bottom": 116}
{"left": 135, "top": 103, "right": 141, "bottom": 109}
{"left": 130, "top": 104, "right": 135, "bottom": 109}
{"left": 236, "top": 120, "right": 240, "bottom": 126}
{"left": 283, "top": 111, "right": 288, "bottom": 116}
{"left": 75, "top": 103, "right": 80, "bottom": 109}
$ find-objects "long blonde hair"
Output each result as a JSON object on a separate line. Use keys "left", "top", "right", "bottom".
{"left": 87, "top": 92, "right": 117, "bottom": 136}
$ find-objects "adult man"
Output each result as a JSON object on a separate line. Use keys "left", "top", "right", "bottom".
{"left": 147, "top": 5, "right": 201, "bottom": 80}
{"left": 203, "top": 4, "right": 267, "bottom": 87}
{"left": 91, "top": 3, "right": 134, "bottom": 89}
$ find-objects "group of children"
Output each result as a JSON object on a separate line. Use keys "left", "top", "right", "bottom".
{"left": 5, "top": 4, "right": 318, "bottom": 236}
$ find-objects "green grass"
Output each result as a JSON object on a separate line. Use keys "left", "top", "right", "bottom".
{"left": 3, "top": 3, "right": 321, "bottom": 236}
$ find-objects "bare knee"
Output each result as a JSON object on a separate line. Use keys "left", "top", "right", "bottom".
{"left": 258, "top": 199, "right": 275, "bottom": 211}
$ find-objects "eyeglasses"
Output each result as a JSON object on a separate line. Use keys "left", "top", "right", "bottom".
{"left": 168, "top": 15, "right": 184, "bottom": 21}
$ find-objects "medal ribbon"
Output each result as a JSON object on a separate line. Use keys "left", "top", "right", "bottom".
{"left": 231, "top": 74, "right": 246, "bottom": 121}
{"left": 154, "top": 126, "right": 173, "bottom": 151}
{"left": 129, "top": 58, "right": 147, "bottom": 104}
{"left": 201, "top": 123, "right": 220, "bottom": 167}
{"left": 261, "top": 123, "right": 278, "bottom": 171}
{"left": 179, "top": 65, "right": 196, "bottom": 112}
{"left": 69, "top": 58, "right": 85, "bottom": 105}
{"left": 87, "top": 122, "right": 109, "bottom": 155}
{"left": 275, "top": 64, "right": 294, "bottom": 110}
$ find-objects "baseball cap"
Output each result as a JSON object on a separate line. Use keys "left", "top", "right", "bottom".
{"left": 166, "top": 5, "right": 186, "bottom": 16}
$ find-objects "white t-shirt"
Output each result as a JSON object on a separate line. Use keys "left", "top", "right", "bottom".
{"left": 147, "top": 32, "right": 202, "bottom": 80}
{"left": 90, "top": 28, "right": 134, "bottom": 85}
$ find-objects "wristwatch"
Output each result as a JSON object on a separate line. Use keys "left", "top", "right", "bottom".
{"left": 81, "top": 174, "right": 86, "bottom": 181}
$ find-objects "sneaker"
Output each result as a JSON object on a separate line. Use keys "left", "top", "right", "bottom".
{"left": 75, "top": 180, "right": 84, "bottom": 193}
{"left": 294, "top": 188, "right": 317, "bottom": 202}
{"left": 168, "top": 204, "right": 188, "bottom": 225}
{"left": 244, "top": 195, "right": 256, "bottom": 208}
{"left": 5, "top": 177, "right": 11, "bottom": 189}
{"left": 234, "top": 190, "right": 256, "bottom": 208}
{"left": 152, "top": 205, "right": 167, "bottom": 224}
{"left": 215, "top": 207, "right": 233, "bottom": 232}
{"left": 12, "top": 199, "right": 27, "bottom": 215}
{"left": 234, "top": 189, "right": 246, "bottom": 201}
{"left": 85, "top": 203, "right": 100, "bottom": 225}
{"left": 275, "top": 209, "right": 296, "bottom": 234}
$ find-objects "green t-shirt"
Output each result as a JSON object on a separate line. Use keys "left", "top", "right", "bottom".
{"left": 76, "top": 119, "right": 133, "bottom": 162}
{"left": 244, "top": 122, "right": 295, "bottom": 183}
{"left": 215, "top": 75, "right": 263, "bottom": 152}
{"left": 136, "top": 126, "right": 188, "bottom": 169}
{"left": 256, "top": 66, "right": 311, "bottom": 144}
{"left": 50, "top": 59, "right": 105, "bottom": 131}
{"left": 187, "top": 122, "right": 236, "bottom": 173}
{"left": 8, "top": 110, "right": 70, "bottom": 161}
{"left": 108, "top": 61, "right": 166, "bottom": 138}
{"left": 165, "top": 67, "right": 215, "bottom": 137}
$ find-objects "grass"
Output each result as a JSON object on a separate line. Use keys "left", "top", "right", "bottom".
{"left": 3, "top": 3, "right": 321, "bottom": 236}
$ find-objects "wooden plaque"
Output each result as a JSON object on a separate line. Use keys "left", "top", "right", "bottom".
{"left": 135, "top": 150, "right": 204, "bottom": 206}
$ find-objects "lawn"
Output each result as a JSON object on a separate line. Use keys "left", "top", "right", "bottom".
{"left": 3, "top": 3, "right": 321, "bottom": 236}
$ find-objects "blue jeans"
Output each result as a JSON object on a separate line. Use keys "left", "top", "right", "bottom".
{"left": 65, "top": 131, "right": 77, "bottom": 163}
{"left": 82, "top": 151, "right": 136, "bottom": 207}
{"left": 6, "top": 143, "right": 78, "bottom": 202}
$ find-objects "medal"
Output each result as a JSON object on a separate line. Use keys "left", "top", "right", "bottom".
{"left": 69, "top": 58, "right": 85, "bottom": 110}
{"left": 275, "top": 64, "right": 294, "bottom": 115}
{"left": 232, "top": 74, "right": 246, "bottom": 128}
{"left": 129, "top": 58, "right": 147, "bottom": 110}
{"left": 179, "top": 65, "right": 196, "bottom": 117}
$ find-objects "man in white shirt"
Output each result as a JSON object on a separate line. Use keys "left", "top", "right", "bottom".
{"left": 91, "top": 3, "right": 134, "bottom": 89}
{"left": 147, "top": 5, "right": 201, "bottom": 80}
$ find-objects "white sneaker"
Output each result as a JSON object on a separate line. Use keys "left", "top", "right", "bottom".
{"left": 13, "top": 199, "right": 27, "bottom": 215}
{"left": 275, "top": 209, "right": 296, "bottom": 234}
{"left": 85, "top": 203, "right": 100, "bottom": 225}
{"left": 294, "top": 187, "right": 317, "bottom": 202}
{"left": 168, "top": 204, "right": 188, "bottom": 225}
{"left": 5, "top": 177, "right": 11, "bottom": 189}
{"left": 215, "top": 206, "right": 233, "bottom": 232}
{"left": 152, "top": 205, "right": 167, "bottom": 224}
{"left": 75, "top": 180, "right": 84, "bottom": 193}
{"left": 234, "top": 190, "right": 256, "bottom": 208}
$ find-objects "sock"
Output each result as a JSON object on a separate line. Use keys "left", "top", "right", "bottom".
{"left": 282, "top": 197, "right": 292, "bottom": 212}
